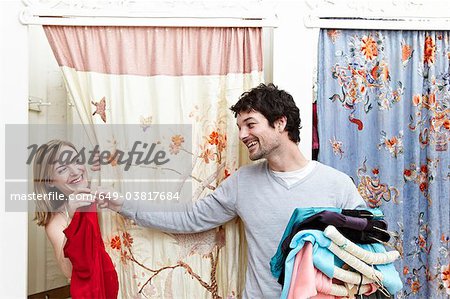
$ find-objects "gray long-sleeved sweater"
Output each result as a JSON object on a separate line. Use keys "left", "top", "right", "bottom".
{"left": 120, "top": 161, "right": 366, "bottom": 298}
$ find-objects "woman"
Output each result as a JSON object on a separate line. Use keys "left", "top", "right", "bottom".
{"left": 33, "top": 139, "right": 118, "bottom": 299}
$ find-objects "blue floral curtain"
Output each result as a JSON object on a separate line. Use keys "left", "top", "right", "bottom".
{"left": 317, "top": 29, "right": 450, "bottom": 298}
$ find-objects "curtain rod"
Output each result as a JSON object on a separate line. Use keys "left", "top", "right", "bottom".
{"left": 304, "top": 15, "right": 450, "bottom": 30}
{"left": 19, "top": 8, "right": 278, "bottom": 27}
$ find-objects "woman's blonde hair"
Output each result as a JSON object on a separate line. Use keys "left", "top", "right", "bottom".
{"left": 33, "top": 139, "right": 77, "bottom": 226}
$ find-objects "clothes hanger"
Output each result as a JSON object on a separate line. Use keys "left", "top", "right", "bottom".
{"left": 324, "top": 225, "right": 400, "bottom": 264}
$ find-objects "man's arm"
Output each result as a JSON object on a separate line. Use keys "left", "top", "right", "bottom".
{"left": 97, "top": 171, "right": 239, "bottom": 233}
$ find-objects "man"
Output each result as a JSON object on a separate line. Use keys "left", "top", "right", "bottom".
{"left": 99, "top": 83, "right": 366, "bottom": 298}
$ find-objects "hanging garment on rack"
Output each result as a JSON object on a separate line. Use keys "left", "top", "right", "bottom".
{"left": 270, "top": 207, "right": 385, "bottom": 283}
{"left": 64, "top": 204, "right": 119, "bottom": 299}
{"left": 312, "top": 102, "right": 320, "bottom": 161}
{"left": 278, "top": 229, "right": 402, "bottom": 299}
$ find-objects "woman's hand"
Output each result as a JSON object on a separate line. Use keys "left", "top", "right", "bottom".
{"left": 91, "top": 186, "right": 124, "bottom": 213}
{"left": 84, "top": 150, "right": 124, "bottom": 212}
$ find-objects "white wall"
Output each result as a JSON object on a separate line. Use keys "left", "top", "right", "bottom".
{"left": 0, "top": 1, "right": 28, "bottom": 298}
{"left": 272, "top": 0, "right": 317, "bottom": 158}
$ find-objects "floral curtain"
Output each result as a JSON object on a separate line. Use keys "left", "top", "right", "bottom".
{"left": 317, "top": 29, "right": 450, "bottom": 298}
{"left": 44, "top": 25, "right": 263, "bottom": 298}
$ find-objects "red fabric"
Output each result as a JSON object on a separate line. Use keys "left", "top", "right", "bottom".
{"left": 64, "top": 204, "right": 118, "bottom": 299}
{"left": 312, "top": 102, "right": 320, "bottom": 150}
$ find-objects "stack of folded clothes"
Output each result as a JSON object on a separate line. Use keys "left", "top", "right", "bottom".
{"left": 270, "top": 208, "right": 403, "bottom": 299}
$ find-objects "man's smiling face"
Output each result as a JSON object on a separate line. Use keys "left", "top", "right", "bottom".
{"left": 237, "top": 110, "right": 282, "bottom": 161}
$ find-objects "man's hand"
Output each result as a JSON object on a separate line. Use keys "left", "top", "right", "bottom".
{"left": 90, "top": 151, "right": 101, "bottom": 172}
{"left": 91, "top": 185, "right": 124, "bottom": 213}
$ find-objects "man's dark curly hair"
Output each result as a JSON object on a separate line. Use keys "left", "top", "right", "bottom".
{"left": 230, "top": 83, "right": 302, "bottom": 143}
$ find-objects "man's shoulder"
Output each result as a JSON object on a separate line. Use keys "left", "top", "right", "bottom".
{"left": 314, "top": 162, "right": 353, "bottom": 181}
{"left": 218, "top": 161, "right": 265, "bottom": 187}
{"left": 236, "top": 160, "right": 266, "bottom": 174}
{"left": 227, "top": 160, "right": 266, "bottom": 180}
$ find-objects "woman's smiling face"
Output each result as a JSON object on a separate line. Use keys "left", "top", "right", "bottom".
{"left": 49, "top": 145, "right": 89, "bottom": 196}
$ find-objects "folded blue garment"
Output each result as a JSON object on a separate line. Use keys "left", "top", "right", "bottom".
{"left": 270, "top": 207, "right": 342, "bottom": 279}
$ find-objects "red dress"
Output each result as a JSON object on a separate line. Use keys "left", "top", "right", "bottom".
{"left": 63, "top": 204, "right": 119, "bottom": 299}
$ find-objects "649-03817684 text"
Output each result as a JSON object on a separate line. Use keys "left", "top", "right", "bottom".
{"left": 100, "top": 191, "right": 180, "bottom": 201}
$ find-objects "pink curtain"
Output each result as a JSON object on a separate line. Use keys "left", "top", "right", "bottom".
{"left": 44, "top": 26, "right": 262, "bottom": 76}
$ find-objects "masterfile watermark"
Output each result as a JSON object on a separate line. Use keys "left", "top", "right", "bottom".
{"left": 27, "top": 141, "right": 170, "bottom": 171}
{"left": 5, "top": 124, "right": 193, "bottom": 212}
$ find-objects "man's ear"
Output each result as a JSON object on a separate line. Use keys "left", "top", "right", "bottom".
{"left": 276, "top": 116, "right": 287, "bottom": 131}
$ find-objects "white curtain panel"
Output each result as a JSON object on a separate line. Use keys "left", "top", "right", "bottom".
{"left": 44, "top": 25, "right": 263, "bottom": 299}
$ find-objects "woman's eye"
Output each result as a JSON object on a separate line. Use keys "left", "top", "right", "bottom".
{"left": 57, "top": 167, "right": 67, "bottom": 174}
